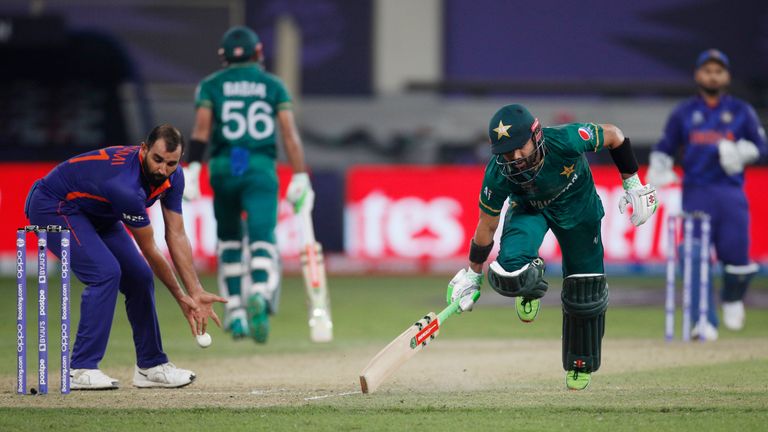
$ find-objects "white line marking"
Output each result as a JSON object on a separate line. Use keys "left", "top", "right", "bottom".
{"left": 304, "top": 391, "right": 361, "bottom": 401}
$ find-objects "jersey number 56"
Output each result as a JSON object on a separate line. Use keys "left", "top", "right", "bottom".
{"left": 221, "top": 100, "right": 274, "bottom": 140}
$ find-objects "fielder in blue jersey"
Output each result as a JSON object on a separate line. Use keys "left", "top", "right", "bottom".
{"left": 24, "top": 124, "right": 227, "bottom": 390}
{"left": 648, "top": 49, "right": 767, "bottom": 339}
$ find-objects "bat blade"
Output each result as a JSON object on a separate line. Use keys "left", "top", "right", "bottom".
{"left": 298, "top": 204, "right": 333, "bottom": 342}
{"left": 360, "top": 297, "right": 464, "bottom": 394}
{"left": 359, "top": 312, "right": 438, "bottom": 394}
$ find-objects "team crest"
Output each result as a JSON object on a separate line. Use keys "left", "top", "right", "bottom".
{"left": 720, "top": 110, "right": 733, "bottom": 124}
{"left": 577, "top": 127, "right": 593, "bottom": 141}
{"left": 493, "top": 121, "right": 512, "bottom": 140}
{"left": 560, "top": 164, "right": 575, "bottom": 178}
{"left": 692, "top": 111, "right": 704, "bottom": 125}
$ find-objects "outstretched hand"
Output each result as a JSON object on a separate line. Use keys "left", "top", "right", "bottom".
{"left": 618, "top": 174, "right": 658, "bottom": 227}
{"left": 178, "top": 291, "right": 227, "bottom": 337}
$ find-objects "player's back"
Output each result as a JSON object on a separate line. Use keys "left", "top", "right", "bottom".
{"left": 196, "top": 63, "right": 291, "bottom": 159}
{"left": 40, "top": 146, "right": 142, "bottom": 219}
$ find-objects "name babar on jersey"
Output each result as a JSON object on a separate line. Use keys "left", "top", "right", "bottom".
{"left": 223, "top": 81, "right": 266, "bottom": 98}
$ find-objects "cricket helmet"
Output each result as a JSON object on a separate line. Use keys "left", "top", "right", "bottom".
{"left": 219, "top": 26, "right": 260, "bottom": 63}
{"left": 488, "top": 104, "right": 546, "bottom": 184}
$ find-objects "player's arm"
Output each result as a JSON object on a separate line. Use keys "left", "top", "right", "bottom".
{"left": 601, "top": 123, "right": 658, "bottom": 227}
{"left": 469, "top": 211, "right": 499, "bottom": 273}
{"left": 279, "top": 109, "right": 314, "bottom": 213}
{"left": 189, "top": 106, "right": 213, "bottom": 157}
{"left": 447, "top": 210, "right": 498, "bottom": 313}
{"left": 161, "top": 205, "right": 225, "bottom": 333}
{"left": 719, "top": 105, "right": 767, "bottom": 175}
{"left": 127, "top": 222, "right": 215, "bottom": 336}
{"left": 182, "top": 104, "right": 214, "bottom": 200}
{"left": 278, "top": 109, "right": 307, "bottom": 174}
{"left": 647, "top": 109, "right": 683, "bottom": 187}
{"left": 601, "top": 124, "right": 635, "bottom": 180}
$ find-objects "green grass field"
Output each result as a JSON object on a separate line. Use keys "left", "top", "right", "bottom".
{"left": 1, "top": 274, "right": 767, "bottom": 431}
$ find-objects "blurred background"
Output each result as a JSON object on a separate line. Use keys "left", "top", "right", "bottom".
{"left": 1, "top": 0, "right": 767, "bottom": 275}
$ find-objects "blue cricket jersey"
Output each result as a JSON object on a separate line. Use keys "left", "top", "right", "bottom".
{"left": 38, "top": 146, "right": 184, "bottom": 228}
{"left": 655, "top": 94, "right": 767, "bottom": 187}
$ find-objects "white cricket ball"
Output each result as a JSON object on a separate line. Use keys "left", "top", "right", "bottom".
{"left": 196, "top": 332, "right": 212, "bottom": 348}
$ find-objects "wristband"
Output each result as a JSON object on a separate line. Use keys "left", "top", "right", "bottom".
{"left": 469, "top": 239, "right": 494, "bottom": 264}
{"left": 186, "top": 138, "right": 207, "bottom": 163}
{"left": 609, "top": 137, "right": 639, "bottom": 175}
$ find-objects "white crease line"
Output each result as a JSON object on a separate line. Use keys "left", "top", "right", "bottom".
{"left": 250, "top": 388, "right": 291, "bottom": 395}
{"left": 304, "top": 391, "right": 361, "bottom": 401}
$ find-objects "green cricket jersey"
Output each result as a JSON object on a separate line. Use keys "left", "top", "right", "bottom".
{"left": 479, "top": 123, "right": 606, "bottom": 229}
{"left": 195, "top": 62, "right": 292, "bottom": 161}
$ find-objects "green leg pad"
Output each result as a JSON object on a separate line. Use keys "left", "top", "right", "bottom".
{"left": 561, "top": 274, "right": 608, "bottom": 372}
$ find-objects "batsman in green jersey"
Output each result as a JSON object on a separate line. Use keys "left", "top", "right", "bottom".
{"left": 184, "top": 26, "right": 312, "bottom": 343}
{"left": 447, "top": 104, "right": 658, "bottom": 390}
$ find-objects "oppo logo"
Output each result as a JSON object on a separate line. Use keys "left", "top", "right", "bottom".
{"left": 60, "top": 250, "right": 69, "bottom": 279}
{"left": 16, "top": 250, "right": 24, "bottom": 279}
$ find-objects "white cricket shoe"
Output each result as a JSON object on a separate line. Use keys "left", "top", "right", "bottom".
{"left": 70, "top": 369, "right": 119, "bottom": 390}
{"left": 133, "top": 362, "right": 196, "bottom": 388}
{"left": 723, "top": 301, "right": 745, "bottom": 331}
{"left": 691, "top": 320, "right": 719, "bottom": 341}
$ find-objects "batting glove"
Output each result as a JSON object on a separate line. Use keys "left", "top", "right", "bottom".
{"left": 182, "top": 162, "right": 202, "bottom": 201}
{"left": 618, "top": 173, "right": 658, "bottom": 227}
{"left": 447, "top": 268, "right": 482, "bottom": 313}
{"left": 286, "top": 172, "right": 314, "bottom": 214}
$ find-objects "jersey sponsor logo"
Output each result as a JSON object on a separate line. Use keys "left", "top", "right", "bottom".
{"left": 223, "top": 81, "right": 267, "bottom": 98}
{"left": 483, "top": 186, "right": 492, "bottom": 201}
{"left": 122, "top": 213, "right": 146, "bottom": 223}
{"left": 689, "top": 130, "right": 733, "bottom": 145}
{"left": 578, "top": 127, "right": 593, "bottom": 141}
{"left": 528, "top": 172, "right": 579, "bottom": 210}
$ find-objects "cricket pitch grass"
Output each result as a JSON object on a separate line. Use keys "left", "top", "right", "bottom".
{"left": 1, "top": 274, "right": 767, "bottom": 431}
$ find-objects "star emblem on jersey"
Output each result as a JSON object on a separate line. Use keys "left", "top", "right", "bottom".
{"left": 560, "top": 164, "right": 575, "bottom": 178}
{"left": 494, "top": 120, "right": 512, "bottom": 140}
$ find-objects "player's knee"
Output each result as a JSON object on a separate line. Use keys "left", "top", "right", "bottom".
{"left": 98, "top": 264, "right": 122, "bottom": 287}
{"left": 561, "top": 274, "right": 609, "bottom": 318}
{"left": 249, "top": 241, "right": 279, "bottom": 280}
{"left": 488, "top": 258, "right": 548, "bottom": 299}
{"left": 126, "top": 262, "right": 154, "bottom": 288}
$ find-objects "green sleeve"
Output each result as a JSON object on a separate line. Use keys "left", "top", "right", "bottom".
{"left": 274, "top": 79, "right": 293, "bottom": 111}
{"left": 194, "top": 80, "right": 213, "bottom": 109}
{"left": 546, "top": 123, "right": 605, "bottom": 157}
{"left": 478, "top": 161, "right": 512, "bottom": 216}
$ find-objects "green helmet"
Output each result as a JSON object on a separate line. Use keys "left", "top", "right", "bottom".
{"left": 489, "top": 104, "right": 546, "bottom": 184}
{"left": 488, "top": 104, "right": 538, "bottom": 154}
{"left": 219, "top": 26, "right": 260, "bottom": 63}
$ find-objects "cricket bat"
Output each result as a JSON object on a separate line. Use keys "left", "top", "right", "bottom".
{"left": 298, "top": 200, "right": 333, "bottom": 343}
{"left": 359, "top": 291, "right": 480, "bottom": 394}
